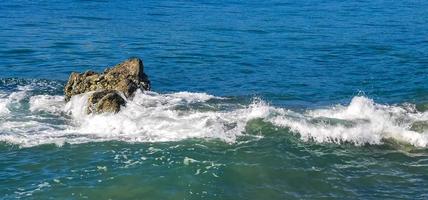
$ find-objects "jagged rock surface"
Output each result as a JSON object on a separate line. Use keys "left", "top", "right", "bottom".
{"left": 64, "top": 57, "right": 150, "bottom": 113}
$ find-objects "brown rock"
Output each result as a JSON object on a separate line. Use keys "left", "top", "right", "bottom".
{"left": 64, "top": 57, "right": 150, "bottom": 101}
{"left": 64, "top": 57, "right": 150, "bottom": 114}
{"left": 87, "top": 90, "right": 126, "bottom": 114}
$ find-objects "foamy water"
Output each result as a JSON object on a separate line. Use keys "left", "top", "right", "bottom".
{"left": 270, "top": 96, "right": 428, "bottom": 146}
{"left": 0, "top": 83, "right": 428, "bottom": 148}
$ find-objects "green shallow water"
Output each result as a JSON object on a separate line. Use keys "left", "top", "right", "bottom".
{"left": 1, "top": 78, "right": 428, "bottom": 199}
{"left": 2, "top": 133, "right": 428, "bottom": 199}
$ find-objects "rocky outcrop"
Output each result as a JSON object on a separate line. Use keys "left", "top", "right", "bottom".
{"left": 64, "top": 57, "right": 150, "bottom": 113}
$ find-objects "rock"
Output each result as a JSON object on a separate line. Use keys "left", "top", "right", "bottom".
{"left": 64, "top": 57, "right": 150, "bottom": 101}
{"left": 64, "top": 57, "right": 150, "bottom": 113}
{"left": 87, "top": 90, "right": 126, "bottom": 114}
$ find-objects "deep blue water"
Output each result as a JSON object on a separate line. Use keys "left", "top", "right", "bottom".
{"left": 1, "top": 0, "right": 428, "bottom": 199}
{"left": 1, "top": 0, "right": 427, "bottom": 106}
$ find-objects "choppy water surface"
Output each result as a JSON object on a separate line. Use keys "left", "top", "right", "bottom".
{"left": 1, "top": 0, "right": 428, "bottom": 199}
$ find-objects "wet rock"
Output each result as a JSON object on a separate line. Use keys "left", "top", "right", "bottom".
{"left": 87, "top": 90, "right": 126, "bottom": 114}
{"left": 64, "top": 57, "right": 150, "bottom": 113}
{"left": 64, "top": 57, "right": 150, "bottom": 101}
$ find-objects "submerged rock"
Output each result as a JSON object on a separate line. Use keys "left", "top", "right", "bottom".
{"left": 64, "top": 57, "right": 150, "bottom": 113}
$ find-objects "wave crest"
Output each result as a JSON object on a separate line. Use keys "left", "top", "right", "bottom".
{"left": 63, "top": 91, "right": 269, "bottom": 143}
{"left": 1, "top": 82, "right": 428, "bottom": 148}
{"left": 269, "top": 96, "right": 428, "bottom": 147}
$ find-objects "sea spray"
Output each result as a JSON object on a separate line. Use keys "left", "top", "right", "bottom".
{"left": 1, "top": 81, "right": 428, "bottom": 148}
{"left": 268, "top": 96, "right": 428, "bottom": 147}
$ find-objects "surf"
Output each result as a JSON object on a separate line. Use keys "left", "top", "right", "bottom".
{"left": 0, "top": 79, "right": 428, "bottom": 148}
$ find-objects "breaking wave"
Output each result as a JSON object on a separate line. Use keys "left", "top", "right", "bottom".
{"left": 0, "top": 80, "right": 428, "bottom": 148}
{"left": 270, "top": 96, "right": 428, "bottom": 147}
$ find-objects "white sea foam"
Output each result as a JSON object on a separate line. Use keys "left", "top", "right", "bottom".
{"left": 0, "top": 97, "right": 10, "bottom": 115}
{"left": 0, "top": 90, "right": 268, "bottom": 147}
{"left": 168, "top": 91, "right": 222, "bottom": 102}
{"left": 268, "top": 96, "right": 428, "bottom": 147}
{"left": 29, "top": 95, "right": 64, "bottom": 113}
{"left": 1, "top": 87, "right": 428, "bottom": 148}
{"left": 63, "top": 90, "right": 269, "bottom": 143}
{"left": 0, "top": 87, "right": 32, "bottom": 115}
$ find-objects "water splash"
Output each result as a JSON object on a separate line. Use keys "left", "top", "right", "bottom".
{"left": 269, "top": 96, "right": 428, "bottom": 147}
{"left": 1, "top": 81, "right": 428, "bottom": 148}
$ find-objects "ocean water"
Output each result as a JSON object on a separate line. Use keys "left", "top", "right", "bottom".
{"left": 1, "top": 0, "right": 428, "bottom": 199}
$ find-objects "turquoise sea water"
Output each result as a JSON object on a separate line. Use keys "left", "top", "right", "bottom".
{"left": 1, "top": 0, "right": 428, "bottom": 199}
